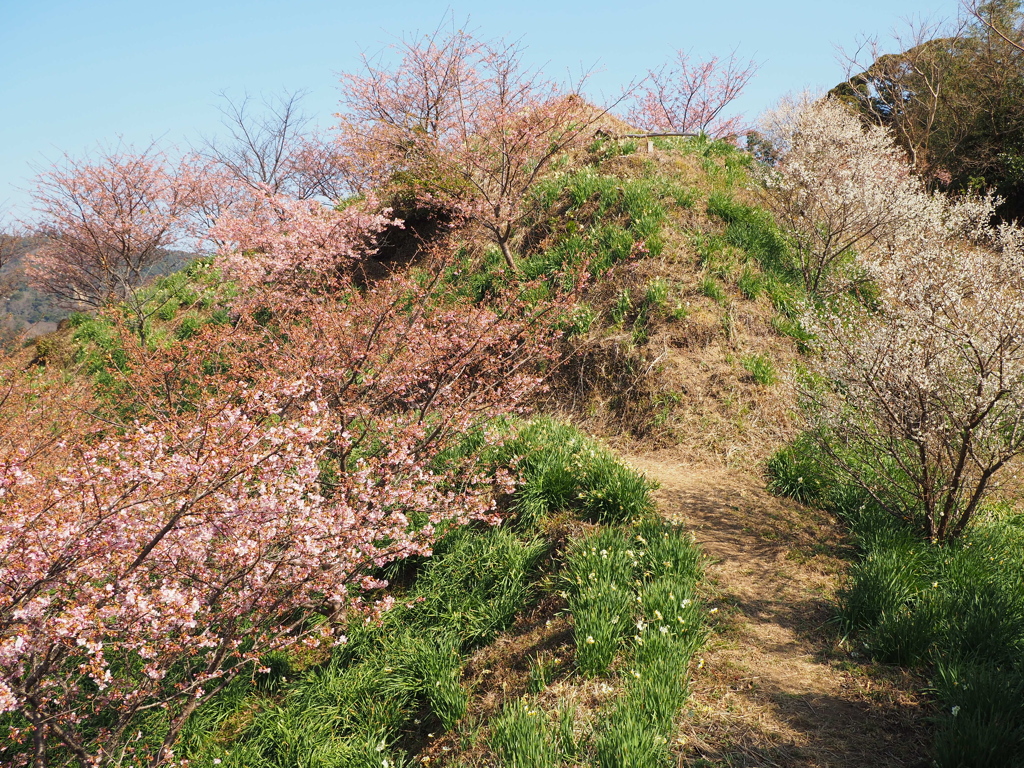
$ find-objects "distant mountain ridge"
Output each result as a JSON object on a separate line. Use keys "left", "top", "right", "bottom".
{"left": 0, "top": 236, "right": 195, "bottom": 332}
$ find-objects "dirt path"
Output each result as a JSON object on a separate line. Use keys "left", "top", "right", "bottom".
{"left": 624, "top": 453, "right": 931, "bottom": 768}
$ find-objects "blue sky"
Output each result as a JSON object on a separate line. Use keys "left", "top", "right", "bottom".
{"left": 0, "top": 0, "right": 962, "bottom": 217}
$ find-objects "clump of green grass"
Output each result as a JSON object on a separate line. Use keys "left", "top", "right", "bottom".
{"left": 489, "top": 698, "right": 562, "bottom": 768}
{"left": 769, "top": 433, "right": 1024, "bottom": 767}
{"left": 764, "top": 433, "right": 834, "bottom": 506}
{"left": 738, "top": 266, "right": 764, "bottom": 300}
{"left": 400, "top": 525, "right": 548, "bottom": 645}
{"left": 608, "top": 279, "right": 675, "bottom": 345}
{"left": 931, "top": 660, "right": 1024, "bottom": 767}
{"left": 699, "top": 275, "right": 727, "bottom": 305}
{"left": 762, "top": 274, "right": 802, "bottom": 318}
{"left": 563, "top": 528, "right": 638, "bottom": 676}
{"left": 561, "top": 302, "right": 597, "bottom": 337}
{"left": 588, "top": 519, "right": 706, "bottom": 767}
{"left": 770, "top": 313, "right": 814, "bottom": 351}
{"left": 594, "top": 705, "right": 669, "bottom": 768}
{"left": 498, "top": 418, "right": 656, "bottom": 526}
{"left": 643, "top": 278, "right": 669, "bottom": 311}
{"left": 526, "top": 651, "right": 561, "bottom": 693}
{"left": 741, "top": 353, "right": 777, "bottom": 385}
{"left": 707, "top": 192, "right": 794, "bottom": 279}
{"left": 610, "top": 288, "right": 633, "bottom": 328}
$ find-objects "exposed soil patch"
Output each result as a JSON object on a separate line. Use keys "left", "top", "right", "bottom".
{"left": 625, "top": 452, "right": 932, "bottom": 768}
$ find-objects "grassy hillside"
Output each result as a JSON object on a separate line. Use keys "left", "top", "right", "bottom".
{"left": 9, "top": 123, "right": 1020, "bottom": 768}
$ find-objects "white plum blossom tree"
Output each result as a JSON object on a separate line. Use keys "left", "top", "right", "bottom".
{"left": 778, "top": 99, "right": 1024, "bottom": 542}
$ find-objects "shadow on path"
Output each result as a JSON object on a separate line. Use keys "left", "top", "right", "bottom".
{"left": 625, "top": 455, "right": 931, "bottom": 768}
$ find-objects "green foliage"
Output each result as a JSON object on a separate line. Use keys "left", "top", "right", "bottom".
{"left": 610, "top": 288, "right": 633, "bottom": 328}
{"left": 932, "top": 660, "right": 1024, "bottom": 768}
{"left": 395, "top": 525, "right": 548, "bottom": 646}
{"left": 770, "top": 313, "right": 814, "bottom": 350}
{"left": 563, "top": 528, "right": 638, "bottom": 676}
{"left": 769, "top": 434, "right": 1024, "bottom": 767}
{"left": 516, "top": 168, "right": 694, "bottom": 284}
{"left": 737, "top": 266, "right": 763, "bottom": 300}
{"left": 176, "top": 524, "right": 547, "bottom": 768}
{"left": 560, "top": 302, "right": 597, "bottom": 337}
{"left": 489, "top": 699, "right": 563, "bottom": 768}
{"left": 497, "top": 418, "right": 657, "bottom": 526}
{"left": 587, "top": 137, "right": 640, "bottom": 160}
{"left": 762, "top": 274, "right": 802, "bottom": 318}
{"left": 707, "top": 193, "right": 792, "bottom": 274}
{"left": 584, "top": 519, "right": 706, "bottom": 767}
{"left": 384, "top": 633, "right": 468, "bottom": 730}
{"left": 764, "top": 433, "right": 837, "bottom": 507}
{"left": 699, "top": 275, "right": 727, "bottom": 305}
{"left": 594, "top": 705, "right": 669, "bottom": 768}
{"left": 526, "top": 651, "right": 560, "bottom": 694}
{"left": 704, "top": 191, "right": 813, "bottom": 322}
{"left": 56, "top": 260, "right": 234, "bottom": 411}
{"left": 606, "top": 279, "right": 674, "bottom": 345}
{"left": 643, "top": 278, "right": 669, "bottom": 311}
{"left": 741, "top": 353, "right": 776, "bottom": 385}
{"left": 633, "top": 518, "right": 703, "bottom": 584}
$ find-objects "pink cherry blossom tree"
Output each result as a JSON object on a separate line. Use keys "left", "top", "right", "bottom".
{"left": 336, "top": 22, "right": 603, "bottom": 270}
{"left": 25, "top": 146, "right": 192, "bottom": 308}
{"left": 24, "top": 145, "right": 201, "bottom": 342}
{"left": 1, "top": 181, "right": 574, "bottom": 765}
{"left": 0, "top": 375, "right": 509, "bottom": 766}
{"left": 628, "top": 49, "right": 759, "bottom": 139}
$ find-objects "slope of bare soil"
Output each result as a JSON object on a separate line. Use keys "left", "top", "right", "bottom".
{"left": 624, "top": 452, "right": 932, "bottom": 768}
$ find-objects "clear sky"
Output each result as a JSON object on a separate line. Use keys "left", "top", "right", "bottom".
{"left": 0, "top": 0, "right": 963, "bottom": 217}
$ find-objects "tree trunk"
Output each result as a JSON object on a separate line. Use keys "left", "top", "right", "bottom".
{"left": 497, "top": 237, "right": 516, "bottom": 272}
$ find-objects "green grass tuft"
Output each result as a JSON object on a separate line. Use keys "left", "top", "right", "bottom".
{"left": 489, "top": 699, "right": 563, "bottom": 768}
{"left": 741, "top": 353, "right": 777, "bottom": 385}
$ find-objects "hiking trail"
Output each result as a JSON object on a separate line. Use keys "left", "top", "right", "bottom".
{"left": 625, "top": 452, "right": 931, "bottom": 768}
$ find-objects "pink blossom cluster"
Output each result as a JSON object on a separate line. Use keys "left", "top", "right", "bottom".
{"left": 0, "top": 366, "right": 511, "bottom": 763}
{"left": 209, "top": 190, "right": 396, "bottom": 295}
{"left": 628, "top": 50, "right": 759, "bottom": 139}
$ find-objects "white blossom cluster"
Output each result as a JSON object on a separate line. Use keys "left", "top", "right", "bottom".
{"left": 757, "top": 96, "right": 936, "bottom": 296}
{"left": 772, "top": 98, "right": 1024, "bottom": 541}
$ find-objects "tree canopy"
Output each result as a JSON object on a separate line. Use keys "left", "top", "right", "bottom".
{"left": 832, "top": 1, "right": 1024, "bottom": 217}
